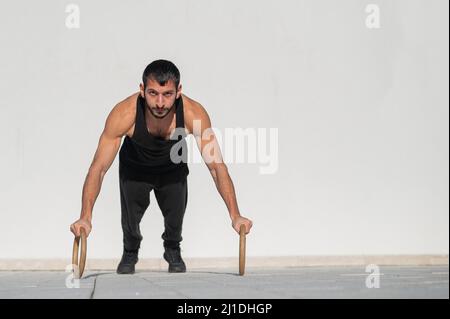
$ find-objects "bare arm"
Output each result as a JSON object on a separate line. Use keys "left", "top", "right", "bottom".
{"left": 190, "top": 102, "right": 253, "bottom": 234}
{"left": 80, "top": 121, "right": 122, "bottom": 222}
{"left": 70, "top": 98, "right": 135, "bottom": 236}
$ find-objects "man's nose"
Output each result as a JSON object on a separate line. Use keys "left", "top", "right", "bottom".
{"left": 157, "top": 94, "right": 164, "bottom": 106}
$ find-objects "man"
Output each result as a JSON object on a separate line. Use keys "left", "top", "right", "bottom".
{"left": 70, "top": 60, "right": 253, "bottom": 274}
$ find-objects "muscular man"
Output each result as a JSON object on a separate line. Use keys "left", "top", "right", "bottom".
{"left": 70, "top": 60, "right": 253, "bottom": 274}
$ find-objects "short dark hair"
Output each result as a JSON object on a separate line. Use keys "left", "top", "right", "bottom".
{"left": 142, "top": 59, "right": 180, "bottom": 89}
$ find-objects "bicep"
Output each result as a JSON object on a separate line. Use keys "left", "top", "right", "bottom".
{"left": 90, "top": 103, "right": 131, "bottom": 173}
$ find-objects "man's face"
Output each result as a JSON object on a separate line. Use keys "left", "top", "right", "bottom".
{"left": 140, "top": 79, "right": 182, "bottom": 119}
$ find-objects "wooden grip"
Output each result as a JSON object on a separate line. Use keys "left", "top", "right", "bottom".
{"left": 72, "top": 228, "right": 87, "bottom": 279}
{"left": 239, "top": 224, "right": 246, "bottom": 276}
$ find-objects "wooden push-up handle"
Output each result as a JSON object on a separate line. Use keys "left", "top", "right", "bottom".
{"left": 72, "top": 228, "right": 87, "bottom": 279}
{"left": 239, "top": 224, "right": 246, "bottom": 276}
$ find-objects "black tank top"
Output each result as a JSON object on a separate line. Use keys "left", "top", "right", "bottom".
{"left": 119, "top": 95, "right": 189, "bottom": 184}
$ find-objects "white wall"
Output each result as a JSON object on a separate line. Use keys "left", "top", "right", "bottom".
{"left": 0, "top": 0, "right": 448, "bottom": 259}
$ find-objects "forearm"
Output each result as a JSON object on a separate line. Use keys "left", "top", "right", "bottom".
{"left": 211, "top": 165, "right": 241, "bottom": 220}
{"left": 80, "top": 167, "right": 105, "bottom": 221}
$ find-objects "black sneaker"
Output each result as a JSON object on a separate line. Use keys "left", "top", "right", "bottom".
{"left": 163, "top": 247, "right": 186, "bottom": 273}
{"left": 116, "top": 249, "right": 139, "bottom": 274}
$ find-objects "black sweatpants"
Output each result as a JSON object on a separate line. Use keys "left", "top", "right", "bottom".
{"left": 119, "top": 173, "right": 188, "bottom": 251}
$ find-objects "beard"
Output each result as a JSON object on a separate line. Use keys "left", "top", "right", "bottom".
{"left": 146, "top": 99, "right": 176, "bottom": 119}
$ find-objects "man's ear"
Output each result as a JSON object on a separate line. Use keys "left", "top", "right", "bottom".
{"left": 176, "top": 84, "right": 182, "bottom": 99}
{"left": 139, "top": 83, "right": 145, "bottom": 98}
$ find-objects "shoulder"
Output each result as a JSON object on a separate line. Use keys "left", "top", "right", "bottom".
{"left": 105, "top": 92, "right": 139, "bottom": 138}
{"left": 116, "top": 92, "right": 140, "bottom": 118}
{"left": 181, "top": 94, "right": 211, "bottom": 135}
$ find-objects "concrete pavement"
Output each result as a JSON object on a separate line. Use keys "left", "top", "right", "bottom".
{"left": 0, "top": 265, "right": 448, "bottom": 299}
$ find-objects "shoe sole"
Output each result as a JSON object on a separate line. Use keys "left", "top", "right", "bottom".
{"left": 168, "top": 267, "right": 186, "bottom": 273}
{"left": 116, "top": 269, "right": 135, "bottom": 275}
{"left": 116, "top": 272, "right": 135, "bottom": 275}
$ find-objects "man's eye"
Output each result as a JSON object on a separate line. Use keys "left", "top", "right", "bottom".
{"left": 164, "top": 93, "right": 172, "bottom": 97}
{"left": 149, "top": 92, "right": 156, "bottom": 96}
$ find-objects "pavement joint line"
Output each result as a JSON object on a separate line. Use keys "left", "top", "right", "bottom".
{"left": 89, "top": 276, "right": 98, "bottom": 299}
